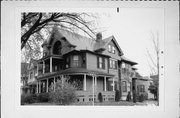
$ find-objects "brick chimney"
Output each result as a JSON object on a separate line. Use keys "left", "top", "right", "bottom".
{"left": 96, "top": 32, "right": 102, "bottom": 42}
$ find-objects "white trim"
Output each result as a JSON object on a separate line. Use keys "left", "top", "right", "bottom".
{"left": 83, "top": 74, "right": 86, "bottom": 91}
{"left": 46, "top": 79, "right": 49, "bottom": 92}
{"left": 104, "top": 76, "right": 107, "bottom": 91}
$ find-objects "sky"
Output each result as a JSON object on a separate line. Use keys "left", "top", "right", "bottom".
{"left": 94, "top": 8, "right": 164, "bottom": 76}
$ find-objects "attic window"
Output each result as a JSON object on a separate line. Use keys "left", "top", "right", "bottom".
{"left": 112, "top": 46, "right": 115, "bottom": 54}
{"left": 108, "top": 45, "right": 115, "bottom": 54}
{"left": 53, "top": 41, "right": 62, "bottom": 55}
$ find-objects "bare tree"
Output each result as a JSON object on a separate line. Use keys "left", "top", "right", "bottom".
{"left": 21, "top": 12, "right": 97, "bottom": 62}
{"left": 146, "top": 31, "right": 159, "bottom": 105}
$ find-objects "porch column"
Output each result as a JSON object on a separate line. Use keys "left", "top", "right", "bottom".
{"left": 39, "top": 81, "right": 41, "bottom": 93}
{"left": 95, "top": 76, "right": 97, "bottom": 86}
{"left": 46, "top": 79, "right": 49, "bottom": 92}
{"left": 113, "top": 78, "right": 115, "bottom": 91}
{"left": 43, "top": 61, "right": 45, "bottom": 74}
{"left": 92, "top": 75, "right": 95, "bottom": 105}
{"left": 53, "top": 77, "right": 56, "bottom": 92}
{"left": 50, "top": 57, "right": 52, "bottom": 72}
{"left": 104, "top": 76, "right": 107, "bottom": 91}
{"left": 95, "top": 76, "right": 97, "bottom": 91}
{"left": 37, "top": 63, "right": 39, "bottom": 76}
{"left": 83, "top": 74, "right": 86, "bottom": 91}
{"left": 36, "top": 81, "right": 39, "bottom": 93}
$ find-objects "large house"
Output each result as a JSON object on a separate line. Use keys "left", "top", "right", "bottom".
{"left": 22, "top": 26, "right": 140, "bottom": 102}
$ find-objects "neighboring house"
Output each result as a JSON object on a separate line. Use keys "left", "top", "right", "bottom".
{"left": 27, "top": 59, "right": 38, "bottom": 94}
{"left": 120, "top": 56, "right": 137, "bottom": 100}
{"left": 135, "top": 76, "right": 154, "bottom": 99}
{"left": 23, "top": 25, "right": 138, "bottom": 102}
{"left": 21, "top": 63, "right": 29, "bottom": 94}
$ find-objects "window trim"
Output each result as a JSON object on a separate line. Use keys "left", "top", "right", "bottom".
{"left": 122, "top": 81, "right": 127, "bottom": 92}
{"left": 108, "top": 45, "right": 112, "bottom": 52}
{"left": 109, "top": 58, "right": 117, "bottom": 69}
{"left": 97, "top": 56, "right": 105, "bottom": 69}
{"left": 72, "top": 55, "right": 79, "bottom": 67}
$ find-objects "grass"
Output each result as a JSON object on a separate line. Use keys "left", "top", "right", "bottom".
{"left": 24, "top": 100, "right": 157, "bottom": 106}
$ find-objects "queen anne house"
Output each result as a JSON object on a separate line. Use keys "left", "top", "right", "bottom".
{"left": 23, "top": 26, "right": 139, "bottom": 102}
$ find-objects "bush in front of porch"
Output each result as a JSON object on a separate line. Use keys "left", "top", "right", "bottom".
{"left": 49, "top": 79, "right": 77, "bottom": 105}
{"left": 21, "top": 93, "right": 50, "bottom": 105}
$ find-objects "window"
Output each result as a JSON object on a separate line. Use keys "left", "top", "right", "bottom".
{"left": 109, "top": 59, "right": 117, "bottom": 69}
{"left": 108, "top": 45, "right": 111, "bottom": 52}
{"left": 112, "top": 46, "right": 115, "bottom": 54}
{"left": 97, "top": 56, "right": 105, "bottom": 69}
{"left": 65, "top": 57, "right": 70, "bottom": 68}
{"left": 139, "top": 85, "right": 145, "bottom": 92}
{"left": 73, "top": 55, "right": 79, "bottom": 67}
{"left": 108, "top": 44, "right": 115, "bottom": 54}
{"left": 122, "top": 81, "right": 127, "bottom": 92}
{"left": 53, "top": 41, "right": 62, "bottom": 55}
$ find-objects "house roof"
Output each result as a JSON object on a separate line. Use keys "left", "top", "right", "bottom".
{"left": 43, "top": 26, "right": 96, "bottom": 51}
{"left": 150, "top": 75, "right": 159, "bottom": 81}
{"left": 121, "top": 56, "right": 137, "bottom": 65}
{"left": 63, "top": 49, "right": 110, "bottom": 58}
{"left": 59, "top": 68, "right": 114, "bottom": 77}
{"left": 94, "top": 36, "right": 124, "bottom": 56}
{"left": 37, "top": 68, "right": 114, "bottom": 80}
{"left": 43, "top": 26, "right": 124, "bottom": 56}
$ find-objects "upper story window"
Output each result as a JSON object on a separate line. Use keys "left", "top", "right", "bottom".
{"left": 53, "top": 41, "right": 62, "bottom": 55}
{"left": 108, "top": 44, "right": 116, "bottom": 54}
{"left": 109, "top": 59, "right": 117, "bottom": 69}
{"left": 108, "top": 45, "right": 111, "bottom": 52}
{"left": 122, "top": 81, "right": 127, "bottom": 92}
{"left": 112, "top": 46, "right": 115, "bottom": 53}
{"left": 73, "top": 55, "right": 79, "bottom": 67}
{"left": 97, "top": 56, "right": 105, "bottom": 69}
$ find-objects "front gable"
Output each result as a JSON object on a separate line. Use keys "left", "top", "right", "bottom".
{"left": 104, "top": 36, "right": 124, "bottom": 56}
{"left": 41, "top": 26, "right": 75, "bottom": 56}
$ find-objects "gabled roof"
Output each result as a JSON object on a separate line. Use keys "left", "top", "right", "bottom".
{"left": 94, "top": 35, "right": 124, "bottom": 56}
{"left": 150, "top": 75, "right": 159, "bottom": 81}
{"left": 121, "top": 56, "right": 137, "bottom": 65}
{"left": 42, "top": 26, "right": 96, "bottom": 51}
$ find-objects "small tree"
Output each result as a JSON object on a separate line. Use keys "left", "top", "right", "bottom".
{"left": 49, "top": 78, "right": 77, "bottom": 105}
{"left": 148, "top": 82, "right": 158, "bottom": 100}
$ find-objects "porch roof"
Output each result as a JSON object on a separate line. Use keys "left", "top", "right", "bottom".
{"left": 37, "top": 68, "right": 114, "bottom": 80}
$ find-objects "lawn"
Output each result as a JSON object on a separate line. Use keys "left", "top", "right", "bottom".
{"left": 25, "top": 100, "right": 157, "bottom": 106}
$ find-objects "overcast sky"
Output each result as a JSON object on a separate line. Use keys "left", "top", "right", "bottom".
{"left": 95, "top": 8, "right": 164, "bottom": 76}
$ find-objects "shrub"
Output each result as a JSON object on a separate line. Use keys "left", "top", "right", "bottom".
{"left": 21, "top": 93, "right": 37, "bottom": 105}
{"left": 133, "top": 93, "right": 137, "bottom": 103}
{"left": 98, "top": 92, "right": 103, "bottom": 102}
{"left": 37, "top": 93, "right": 50, "bottom": 102}
{"left": 115, "top": 90, "right": 120, "bottom": 101}
{"left": 138, "top": 94, "right": 144, "bottom": 102}
{"left": 126, "top": 92, "right": 131, "bottom": 101}
{"left": 49, "top": 79, "right": 77, "bottom": 105}
{"left": 137, "top": 92, "right": 148, "bottom": 102}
